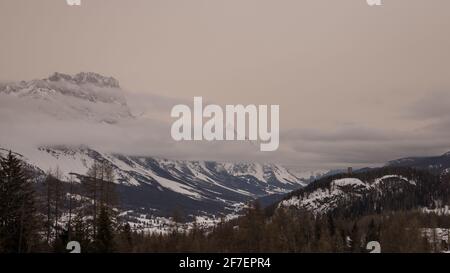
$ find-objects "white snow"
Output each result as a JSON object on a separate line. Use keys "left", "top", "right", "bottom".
{"left": 280, "top": 174, "right": 419, "bottom": 214}
{"left": 291, "top": 169, "right": 329, "bottom": 181}
{"left": 17, "top": 146, "right": 93, "bottom": 180}
{"left": 152, "top": 174, "right": 202, "bottom": 199}
{"left": 270, "top": 164, "right": 303, "bottom": 184}
{"left": 331, "top": 178, "right": 367, "bottom": 189}
{"left": 373, "top": 175, "right": 416, "bottom": 186}
{"left": 422, "top": 206, "right": 450, "bottom": 216}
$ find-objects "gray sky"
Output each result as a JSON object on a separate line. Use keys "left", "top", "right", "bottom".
{"left": 1, "top": 0, "right": 450, "bottom": 169}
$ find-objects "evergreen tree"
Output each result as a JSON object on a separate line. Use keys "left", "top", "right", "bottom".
{"left": 43, "top": 169, "right": 65, "bottom": 246}
{"left": 238, "top": 201, "right": 264, "bottom": 252}
{"left": 71, "top": 213, "right": 90, "bottom": 252}
{"left": 82, "top": 161, "right": 118, "bottom": 241}
{"left": 0, "top": 151, "right": 40, "bottom": 253}
{"left": 94, "top": 206, "right": 115, "bottom": 252}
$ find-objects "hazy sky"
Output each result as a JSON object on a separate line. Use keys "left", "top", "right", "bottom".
{"left": 1, "top": 0, "right": 450, "bottom": 169}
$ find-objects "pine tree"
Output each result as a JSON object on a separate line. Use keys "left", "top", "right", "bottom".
{"left": 0, "top": 151, "right": 40, "bottom": 253}
{"left": 94, "top": 206, "right": 115, "bottom": 253}
{"left": 84, "top": 162, "right": 101, "bottom": 238}
{"left": 43, "top": 168, "right": 65, "bottom": 245}
{"left": 72, "top": 212, "right": 89, "bottom": 251}
{"left": 238, "top": 201, "right": 265, "bottom": 252}
{"left": 44, "top": 173, "right": 53, "bottom": 244}
{"left": 83, "top": 161, "right": 118, "bottom": 242}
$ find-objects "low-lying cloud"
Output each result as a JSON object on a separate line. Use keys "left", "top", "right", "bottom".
{"left": 1, "top": 86, "right": 450, "bottom": 171}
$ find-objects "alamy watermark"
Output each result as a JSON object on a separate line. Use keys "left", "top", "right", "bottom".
{"left": 170, "top": 97, "right": 280, "bottom": 152}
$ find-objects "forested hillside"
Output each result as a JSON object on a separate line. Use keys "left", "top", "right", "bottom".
{"left": 2, "top": 151, "right": 450, "bottom": 253}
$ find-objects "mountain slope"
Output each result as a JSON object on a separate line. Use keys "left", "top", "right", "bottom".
{"left": 0, "top": 72, "right": 325, "bottom": 219}
{"left": 387, "top": 152, "right": 450, "bottom": 175}
{"left": 7, "top": 145, "right": 313, "bottom": 218}
{"left": 278, "top": 167, "right": 448, "bottom": 217}
{"left": 0, "top": 72, "right": 132, "bottom": 124}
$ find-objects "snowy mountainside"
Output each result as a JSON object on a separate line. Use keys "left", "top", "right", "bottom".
{"left": 13, "top": 145, "right": 311, "bottom": 217}
{"left": 290, "top": 169, "right": 331, "bottom": 181}
{"left": 278, "top": 168, "right": 443, "bottom": 216}
{"left": 0, "top": 72, "right": 132, "bottom": 124}
{"left": 0, "top": 72, "right": 325, "bottom": 218}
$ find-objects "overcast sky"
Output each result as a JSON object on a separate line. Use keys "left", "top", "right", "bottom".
{"left": 1, "top": 0, "right": 450, "bottom": 170}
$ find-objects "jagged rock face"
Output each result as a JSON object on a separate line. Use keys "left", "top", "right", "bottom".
{"left": 48, "top": 72, "right": 120, "bottom": 89}
{"left": 1, "top": 72, "right": 123, "bottom": 101}
{"left": 0, "top": 72, "right": 132, "bottom": 123}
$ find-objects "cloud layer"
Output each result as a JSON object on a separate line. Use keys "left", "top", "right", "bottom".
{"left": 2, "top": 83, "right": 450, "bottom": 172}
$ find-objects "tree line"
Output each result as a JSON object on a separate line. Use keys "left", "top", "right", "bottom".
{"left": 126, "top": 204, "right": 449, "bottom": 253}
{"left": 0, "top": 151, "right": 131, "bottom": 253}
{"left": 1, "top": 151, "right": 450, "bottom": 253}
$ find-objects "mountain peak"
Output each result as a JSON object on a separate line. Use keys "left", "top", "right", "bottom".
{"left": 48, "top": 72, "right": 120, "bottom": 88}
{"left": 0, "top": 72, "right": 132, "bottom": 122}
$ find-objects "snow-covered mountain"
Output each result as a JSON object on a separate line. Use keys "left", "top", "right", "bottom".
{"left": 13, "top": 145, "right": 310, "bottom": 217}
{"left": 0, "top": 72, "right": 132, "bottom": 124}
{"left": 0, "top": 72, "right": 321, "bottom": 218}
{"left": 278, "top": 167, "right": 443, "bottom": 216}
{"left": 280, "top": 175, "right": 413, "bottom": 214}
